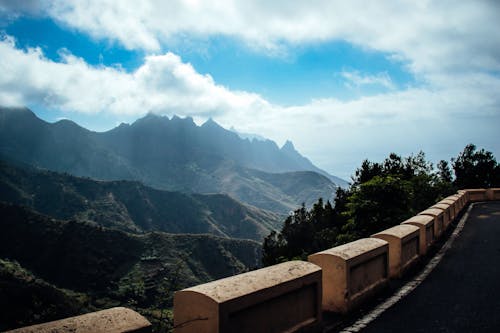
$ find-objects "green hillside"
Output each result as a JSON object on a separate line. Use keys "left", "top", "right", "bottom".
{"left": 0, "top": 202, "right": 262, "bottom": 331}
{"left": 0, "top": 160, "right": 281, "bottom": 241}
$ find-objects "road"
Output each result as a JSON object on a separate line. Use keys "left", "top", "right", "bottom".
{"left": 357, "top": 201, "right": 500, "bottom": 332}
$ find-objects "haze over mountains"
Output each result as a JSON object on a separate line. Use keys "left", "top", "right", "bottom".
{"left": 0, "top": 107, "right": 346, "bottom": 214}
{"left": 0, "top": 107, "right": 352, "bottom": 330}
{"left": 0, "top": 106, "right": 348, "bottom": 329}
{"left": 0, "top": 160, "right": 280, "bottom": 241}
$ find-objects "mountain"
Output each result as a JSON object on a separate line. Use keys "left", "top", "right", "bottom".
{"left": 0, "top": 160, "right": 281, "bottom": 241}
{"left": 0, "top": 107, "right": 345, "bottom": 213}
{"left": 0, "top": 202, "right": 262, "bottom": 330}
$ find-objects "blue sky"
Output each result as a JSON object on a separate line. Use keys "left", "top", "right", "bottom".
{"left": 1, "top": 1, "right": 499, "bottom": 180}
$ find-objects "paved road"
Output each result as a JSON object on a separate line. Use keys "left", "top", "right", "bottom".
{"left": 359, "top": 201, "right": 500, "bottom": 333}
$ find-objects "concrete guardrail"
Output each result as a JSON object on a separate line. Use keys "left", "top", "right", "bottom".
{"left": 439, "top": 198, "right": 457, "bottom": 220}
{"left": 487, "top": 188, "right": 500, "bottom": 200}
{"left": 308, "top": 238, "right": 388, "bottom": 313}
{"left": 431, "top": 202, "right": 452, "bottom": 229}
{"left": 418, "top": 208, "right": 445, "bottom": 237}
{"left": 173, "top": 260, "right": 322, "bottom": 333}
{"left": 458, "top": 190, "right": 470, "bottom": 206}
{"left": 466, "top": 188, "right": 488, "bottom": 202}
{"left": 5, "top": 307, "right": 152, "bottom": 333}
{"left": 451, "top": 193, "right": 465, "bottom": 211}
{"left": 401, "top": 215, "right": 435, "bottom": 255}
{"left": 371, "top": 225, "right": 420, "bottom": 278}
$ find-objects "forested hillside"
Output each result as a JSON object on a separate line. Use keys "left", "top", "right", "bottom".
{"left": 0, "top": 202, "right": 261, "bottom": 331}
{"left": 0, "top": 160, "right": 281, "bottom": 241}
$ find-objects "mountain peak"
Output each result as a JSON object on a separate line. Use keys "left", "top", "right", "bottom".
{"left": 202, "top": 117, "right": 222, "bottom": 129}
{"left": 170, "top": 115, "right": 195, "bottom": 127}
{"left": 281, "top": 140, "right": 296, "bottom": 152}
{"left": 137, "top": 112, "right": 164, "bottom": 122}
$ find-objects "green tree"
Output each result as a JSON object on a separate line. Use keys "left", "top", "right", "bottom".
{"left": 452, "top": 144, "right": 500, "bottom": 188}
{"left": 341, "top": 175, "right": 413, "bottom": 239}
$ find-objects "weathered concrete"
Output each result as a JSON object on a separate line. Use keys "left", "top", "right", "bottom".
{"left": 6, "top": 307, "right": 152, "bottom": 333}
{"left": 359, "top": 202, "right": 500, "bottom": 333}
{"left": 466, "top": 188, "right": 488, "bottom": 202}
{"left": 449, "top": 193, "right": 464, "bottom": 213}
{"left": 458, "top": 190, "right": 470, "bottom": 207}
{"left": 487, "top": 188, "right": 500, "bottom": 200}
{"left": 440, "top": 197, "right": 458, "bottom": 220}
{"left": 401, "top": 215, "right": 435, "bottom": 255}
{"left": 371, "top": 225, "right": 420, "bottom": 278}
{"left": 418, "top": 208, "right": 445, "bottom": 237}
{"left": 173, "top": 260, "right": 322, "bottom": 333}
{"left": 430, "top": 203, "right": 452, "bottom": 229}
{"left": 308, "top": 238, "right": 388, "bottom": 314}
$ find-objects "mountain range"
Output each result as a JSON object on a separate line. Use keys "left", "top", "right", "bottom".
{"left": 0, "top": 105, "right": 347, "bottom": 330}
{"left": 0, "top": 160, "right": 280, "bottom": 241}
{"left": 0, "top": 107, "right": 346, "bottom": 214}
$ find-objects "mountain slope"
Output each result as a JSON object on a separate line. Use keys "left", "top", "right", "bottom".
{"left": 0, "top": 107, "right": 344, "bottom": 213}
{"left": 0, "top": 160, "right": 281, "bottom": 241}
{"left": 0, "top": 202, "right": 262, "bottom": 330}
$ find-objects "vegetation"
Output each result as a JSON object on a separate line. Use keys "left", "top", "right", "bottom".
{"left": 0, "top": 202, "right": 261, "bottom": 331}
{"left": 0, "top": 160, "right": 281, "bottom": 241}
{"left": 263, "top": 144, "right": 500, "bottom": 266}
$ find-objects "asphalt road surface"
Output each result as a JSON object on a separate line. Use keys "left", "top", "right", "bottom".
{"left": 359, "top": 201, "right": 500, "bottom": 333}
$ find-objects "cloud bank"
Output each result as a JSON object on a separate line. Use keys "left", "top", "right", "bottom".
{"left": 0, "top": 35, "right": 268, "bottom": 116}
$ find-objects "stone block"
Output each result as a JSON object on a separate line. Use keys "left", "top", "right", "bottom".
{"left": 458, "top": 190, "right": 470, "bottom": 206}
{"left": 372, "top": 225, "right": 420, "bottom": 278}
{"left": 402, "top": 215, "right": 435, "bottom": 255}
{"left": 449, "top": 193, "right": 464, "bottom": 213}
{"left": 173, "top": 260, "right": 322, "bottom": 333}
{"left": 418, "top": 208, "right": 445, "bottom": 237}
{"left": 431, "top": 203, "right": 452, "bottom": 229}
{"left": 465, "top": 189, "right": 488, "bottom": 202}
{"left": 486, "top": 188, "right": 500, "bottom": 201}
{"left": 440, "top": 197, "right": 458, "bottom": 220}
{"left": 308, "top": 238, "right": 388, "bottom": 313}
{"left": 6, "top": 307, "right": 151, "bottom": 333}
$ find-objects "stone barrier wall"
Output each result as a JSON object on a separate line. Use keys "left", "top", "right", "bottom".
{"left": 439, "top": 198, "right": 457, "bottom": 220}
{"left": 418, "top": 208, "right": 445, "bottom": 238}
{"left": 401, "top": 215, "right": 434, "bottom": 255}
{"left": 307, "top": 238, "right": 389, "bottom": 313}
{"left": 467, "top": 188, "right": 488, "bottom": 202}
{"left": 371, "top": 225, "right": 420, "bottom": 278}
{"left": 173, "top": 261, "right": 322, "bottom": 333}
{"left": 487, "top": 188, "right": 500, "bottom": 200}
{"left": 6, "top": 307, "right": 152, "bottom": 333}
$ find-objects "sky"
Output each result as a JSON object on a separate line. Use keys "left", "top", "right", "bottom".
{"left": 0, "top": 1, "right": 499, "bottom": 180}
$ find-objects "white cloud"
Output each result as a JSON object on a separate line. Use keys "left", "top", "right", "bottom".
{"left": 42, "top": 1, "right": 500, "bottom": 77}
{"left": 0, "top": 35, "right": 268, "bottom": 116}
{"left": 341, "top": 70, "right": 395, "bottom": 90}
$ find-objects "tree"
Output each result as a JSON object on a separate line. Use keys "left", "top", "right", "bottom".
{"left": 262, "top": 231, "right": 285, "bottom": 266}
{"left": 437, "top": 160, "right": 453, "bottom": 183}
{"left": 342, "top": 175, "right": 414, "bottom": 238}
{"left": 452, "top": 144, "right": 500, "bottom": 188}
